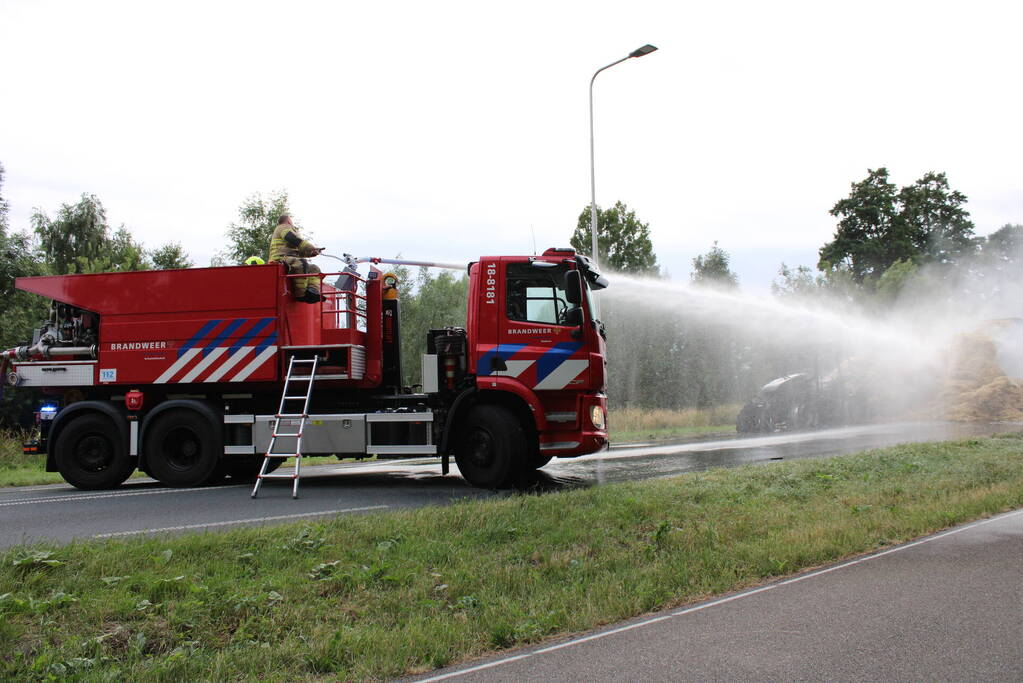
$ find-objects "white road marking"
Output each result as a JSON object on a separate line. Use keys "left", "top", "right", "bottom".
{"left": 0, "top": 460, "right": 450, "bottom": 506}
{"left": 0, "top": 484, "right": 246, "bottom": 508}
{"left": 92, "top": 504, "right": 390, "bottom": 538}
{"left": 415, "top": 507, "right": 1023, "bottom": 682}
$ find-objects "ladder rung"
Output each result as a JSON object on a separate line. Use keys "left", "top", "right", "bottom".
{"left": 258, "top": 473, "right": 299, "bottom": 480}
{"left": 276, "top": 413, "right": 307, "bottom": 419}
{"left": 283, "top": 395, "right": 310, "bottom": 400}
{"left": 266, "top": 452, "right": 301, "bottom": 457}
{"left": 272, "top": 432, "right": 302, "bottom": 438}
{"left": 290, "top": 359, "right": 317, "bottom": 364}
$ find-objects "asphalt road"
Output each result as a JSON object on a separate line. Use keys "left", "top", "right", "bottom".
{"left": 408, "top": 508, "right": 1023, "bottom": 682}
{"left": 0, "top": 420, "right": 1015, "bottom": 548}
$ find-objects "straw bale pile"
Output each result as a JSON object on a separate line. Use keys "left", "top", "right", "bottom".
{"left": 938, "top": 331, "right": 1023, "bottom": 421}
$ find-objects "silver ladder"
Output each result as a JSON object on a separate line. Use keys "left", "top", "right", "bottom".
{"left": 251, "top": 355, "right": 319, "bottom": 499}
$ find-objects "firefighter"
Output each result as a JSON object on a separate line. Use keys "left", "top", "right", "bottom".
{"left": 268, "top": 214, "right": 323, "bottom": 303}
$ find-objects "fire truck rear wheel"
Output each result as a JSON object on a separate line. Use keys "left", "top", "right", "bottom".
{"left": 144, "top": 409, "right": 221, "bottom": 487}
{"left": 454, "top": 404, "right": 524, "bottom": 488}
{"left": 53, "top": 413, "right": 134, "bottom": 490}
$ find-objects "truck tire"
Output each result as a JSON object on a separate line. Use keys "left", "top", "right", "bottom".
{"left": 454, "top": 404, "right": 524, "bottom": 488}
{"left": 144, "top": 409, "right": 221, "bottom": 487}
{"left": 53, "top": 413, "right": 134, "bottom": 490}
{"left": 526, "top": 450, "right": 553, "bottom": 470}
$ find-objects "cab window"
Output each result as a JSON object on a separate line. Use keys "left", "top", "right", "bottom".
{"left": 506, "top": 262, "right": 571, "bottom": 325}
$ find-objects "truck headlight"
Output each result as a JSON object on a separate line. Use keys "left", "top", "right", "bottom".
{"left": 589, "top": 405, "right": 606, "bottom": 430}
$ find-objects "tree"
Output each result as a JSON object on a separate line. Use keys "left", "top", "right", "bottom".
{"left": 31, "top": 193, "right": 109, "bottom": 274}
{"left": 969, "top": 223, "right": 1023, "bottom": 302}
{"left": 874, "top": 258, "right": 919, "bottom": 303}
{"left": 771, "top": 263, "right": 820, "bottom": 299}
{"left": 899, "top": 172, "right": 977, "bottom": 264}
{"left": 819, "top": 168, "right": 977, "bottom": 285}
{"left": 0, "top": 162, "right": 50, "bottom": 426}
{"left": 0, "top": 163, "right": 48, "bottom": 345}
{"left": 0, "top": 227, "right": 48, "bottom": 347}
{"left": 398, "top": 267, "right": 469, "bottom": 386}
{"left": 149, "top": 242, "right": 194, "bottom": 270}
{"left": 82, "top": 226, "right": 150, "bottom": 273}
{"left": 571, "top": 201, "right": 659, "bottom": 275}
{"left": 690, "top": 242, "right": 738, "bottom": 289}
{"left": 982, "top": 223, "right": 1022, "bottom": 263}
{"left": 0, "top": 162, "right": 8, "bottom": 233}
{"left": 771, "top": 262, "right": 860, "bottom": 305}
{"left": 31, "top": 194, "right": 155, "bottom": 274}
{"left": 218, "top": 190, "right": 293, "bottom": 266}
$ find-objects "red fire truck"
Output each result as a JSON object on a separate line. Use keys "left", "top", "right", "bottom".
{"left": 2, "top": 248, "right": 609, "bottom": 491}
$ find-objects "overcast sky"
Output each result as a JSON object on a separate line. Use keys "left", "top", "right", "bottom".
{"left": 2, "top": 0, "right": 1020, "bottom": 291}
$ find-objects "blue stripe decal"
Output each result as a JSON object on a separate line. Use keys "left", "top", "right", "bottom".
{"left": 477, "top": 343, "right": 527, "bottom": 376}
{"left": 178, "top": 319, "right": 223, "bottom": 358}
{"left": 535, "top": 342, "right": 583, "bottom": 384}
{"left": 228, "top": 318, "right": 274, "bottom": 355}
{"left": 202, "top": 318, "right": 247, "bottom": 357}
{"left": 254, "top": 331, "right": 278, "bottom": 355}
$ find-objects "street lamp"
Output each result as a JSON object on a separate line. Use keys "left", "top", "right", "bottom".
{"left": 589, "top": 44, "right": 658, "bottom": 269}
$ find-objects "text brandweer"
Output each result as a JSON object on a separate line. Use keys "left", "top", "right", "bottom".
{"left": 109, "top": 342, "right": 168, "bottom": 350}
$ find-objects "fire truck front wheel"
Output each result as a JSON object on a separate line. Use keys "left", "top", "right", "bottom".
{"left": 53, "top": 413, "right": 135, "bottom": 490}
{"left": 454, "top": 404, "right": 524, "bottom": 488}
{"left": 144, "top": 409, "right": 221, "bottom": 487}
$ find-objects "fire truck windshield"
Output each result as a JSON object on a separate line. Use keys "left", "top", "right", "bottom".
{"left": 507, "top": 262, "right": 575, "bottom": 325}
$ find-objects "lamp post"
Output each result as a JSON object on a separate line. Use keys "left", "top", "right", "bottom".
{"left": 589, "top": 44, "right": 658, "bottom": 269}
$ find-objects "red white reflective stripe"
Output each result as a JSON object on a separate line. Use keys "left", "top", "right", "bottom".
{"left": 153, "top": 345, "right": 277, "bottom": 384}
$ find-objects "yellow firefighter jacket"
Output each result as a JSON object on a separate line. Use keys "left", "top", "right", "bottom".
{"left": 269, "top": 223, "right": 318, "bottom": 262}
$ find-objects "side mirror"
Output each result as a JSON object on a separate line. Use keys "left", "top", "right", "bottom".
{"left": 564, "top": 270, "right": 583, "bottom": 305}
{"left": 563, "top": 306, "right": 584, "bottom": 326}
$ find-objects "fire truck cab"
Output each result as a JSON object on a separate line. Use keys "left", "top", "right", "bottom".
{"left": 4, "top": 247, "right": 609, "bottom": 491}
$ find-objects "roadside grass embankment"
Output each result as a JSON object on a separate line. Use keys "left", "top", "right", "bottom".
{"left": 0, "top": 406, "right": 739, "bottom": 487}
{"left": 609, "top": 404, "right": 738, "bottom": 443}
{"left": 0, "top": 430, "right": 49, "bottom": 488}
{"left": 2, "top": 434, "right": 1022, "bottom": 680}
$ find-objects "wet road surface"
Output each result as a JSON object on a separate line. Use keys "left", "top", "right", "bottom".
{"left": 0, "top": 421, "right": 1017, "bottom": 547}
{"left": 407, "top": 508, "right": 1023, "bottom": 682}
{"left": 549, "top": 420, "right": 1015, "bottom": 487}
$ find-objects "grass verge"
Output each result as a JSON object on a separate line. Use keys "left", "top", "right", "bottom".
{"left": 0, "top": 430, "right": 51, "bottom": 488}
{"left": 609, "top": 405, "right": 738, "bottom": 443}
{"left": 1, "top": 434, "right": 1022, "bottom": 680}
